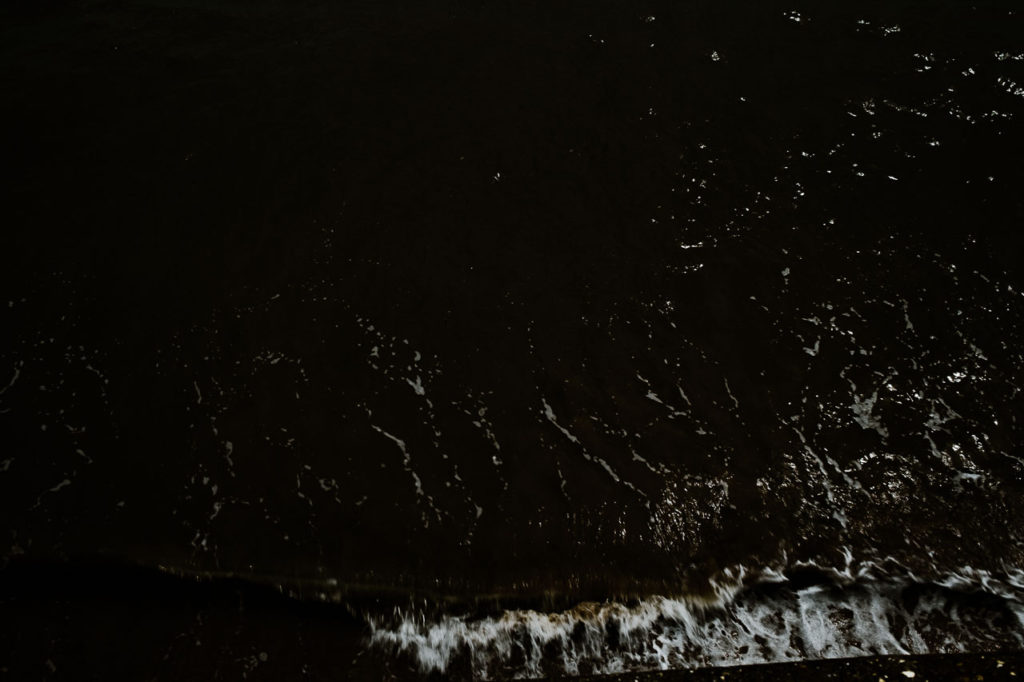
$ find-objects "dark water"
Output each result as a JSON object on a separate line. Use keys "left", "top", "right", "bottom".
{"left": 2, "top": 0, "right": 1024, "bottom": 678}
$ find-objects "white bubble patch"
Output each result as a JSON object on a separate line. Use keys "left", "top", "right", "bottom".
{"left": 368, "top": 567, "right": 1024, "bottom": 679}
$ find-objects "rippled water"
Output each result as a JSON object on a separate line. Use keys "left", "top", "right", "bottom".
{"left": 2, "top": 0, "right": 1023, "bottom": 678}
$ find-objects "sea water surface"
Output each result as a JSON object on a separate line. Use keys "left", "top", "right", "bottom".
{"left": 2, "top": 0, "right": 1024, "bottom": 678}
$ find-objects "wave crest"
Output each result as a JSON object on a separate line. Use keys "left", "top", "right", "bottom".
{"left": 368, "top": 565, "right": 1024, "bottom": 679}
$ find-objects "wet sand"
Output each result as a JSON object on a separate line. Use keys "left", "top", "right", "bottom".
{"left": 565, "top": 653, "right": 1023, "bottom": 682}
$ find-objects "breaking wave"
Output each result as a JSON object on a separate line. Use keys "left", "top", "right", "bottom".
{"left": 368, "top": 564, "right": 1024, "bottom": 679}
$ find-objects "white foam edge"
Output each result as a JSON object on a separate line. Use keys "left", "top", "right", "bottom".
{"left": 367, "top": 561, "right": 1024, "bottom": 680}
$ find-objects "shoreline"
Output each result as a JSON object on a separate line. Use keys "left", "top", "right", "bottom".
{"left": 3, "top": 557, "right": 1022, "bottom": 680}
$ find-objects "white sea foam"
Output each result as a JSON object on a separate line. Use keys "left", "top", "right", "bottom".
{"left": 368, "top": 565, "right": 1024, "bottom": 679}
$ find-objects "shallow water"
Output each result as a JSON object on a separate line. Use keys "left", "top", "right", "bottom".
{"left": 2, "top": 0, "right": 1024, "bottom": 678}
